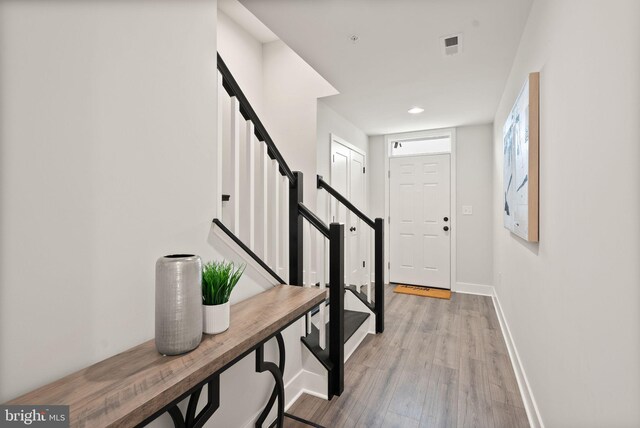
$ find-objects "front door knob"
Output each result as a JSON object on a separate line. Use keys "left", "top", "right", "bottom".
{"left": 443, "top": 226, "right": 449, "bottom": 232}
{"left": 444, "top": 216, "right": 449, "bottom": 222}
{"left": 350, "top": 226, "right": 356, "bottom": 232}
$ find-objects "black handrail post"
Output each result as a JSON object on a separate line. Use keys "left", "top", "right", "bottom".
{"left": 374, "top": 218, "right": 385, "bottom": 333}
{"left": 328, "top": 222, "right": 344, "bottom": 398}
{"left": 289, "top": 172, "right": 304, "bottom": 286}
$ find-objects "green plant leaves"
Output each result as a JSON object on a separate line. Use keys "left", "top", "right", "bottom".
{"left": 202, "top": 260, "right": 245, "bottom": 305}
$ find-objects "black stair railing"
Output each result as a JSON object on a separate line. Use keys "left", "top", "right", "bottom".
{"left": 212, "top": 219, "right": 286, "bottom": 285}
{"left": 317, "top": 175, "right": 385, "bottom": 333}
{"left": 218, "top": 53, "right": 305, "bottom": 288}
{"left": 216, "top": 53, "right": 379, "bottom": 399}
{"left": 299, "top": 201, "right": 345, "bottom": 398}
{"left": 217, "top": 53, "right": 295, "bottom": 182}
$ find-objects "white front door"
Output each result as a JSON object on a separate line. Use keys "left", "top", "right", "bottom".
{"left": 389, "top": 154, "right": 451, "bottom": 289}
{"left": 331, "top": 138, "right": 366, "bottom": 288}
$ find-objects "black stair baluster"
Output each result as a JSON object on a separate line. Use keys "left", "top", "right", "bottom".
{"left": 328, "top": 222, "right": 344, "bottom": 398}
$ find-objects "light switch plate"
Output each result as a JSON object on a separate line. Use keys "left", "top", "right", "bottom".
{"left": 462, "top": 205, "right": 473, "bottom": 215}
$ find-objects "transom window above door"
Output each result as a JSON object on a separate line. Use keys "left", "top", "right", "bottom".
{"left": 389, "top": 136, "right": 451, "bottom": 157}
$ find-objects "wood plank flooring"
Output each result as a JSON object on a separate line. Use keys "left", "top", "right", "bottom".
{"left": 285, "top": 287, "right": 529, "bottom": 428}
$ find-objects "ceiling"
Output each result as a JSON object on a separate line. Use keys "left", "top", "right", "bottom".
{"left": 240, "top": 0, "right": 533, "bottom": 135}
{"left": 219, "top": 0, "right": 279, "bottom": 44}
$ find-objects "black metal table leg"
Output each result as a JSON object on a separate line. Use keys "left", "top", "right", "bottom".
{"left": 255, "top": 332, "right": 286, "bottom": 428}
{"left": 143, "top": 328, "right": 294, "bottom": 428}
{"left": 166, "top": 374, "right": 220, "bottom": 428}
{"left": 168, "top": 406, "right": 186, "bottom": 428}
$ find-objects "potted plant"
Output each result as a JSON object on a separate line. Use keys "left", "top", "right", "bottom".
{"left": 202, "top": 260, "right": 245, "bottom": 334}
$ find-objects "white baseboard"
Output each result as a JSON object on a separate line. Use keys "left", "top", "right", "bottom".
{"left": 284, "top": 370, "right": 306, "bottom": 410}
{"left": 240, "top": 369, "right": 328, "bottom": 428}
{"left": 491, "top": 290, "right": 544, "bottom": 428}
{"left": 285, "top": 369, "right": 328, "bottom": 408}
{"left": 453, "top": 281, "right": 494, "bottom": 296}
{"left": 452, "top": 282, "right": 543, "bottom": 427}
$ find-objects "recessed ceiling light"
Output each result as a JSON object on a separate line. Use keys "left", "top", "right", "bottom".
{"left": 408, "top": 107, "right": 424, "bottom": 114}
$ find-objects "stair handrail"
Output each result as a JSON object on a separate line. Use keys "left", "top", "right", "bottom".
{"left": 316, "top": 174, "right": 385, "bottom": 334}
{"left": 212, "top": 218, "right": 286, "bottom": 285}
{"left": 298, "top": 202, "right": 330, "bottom": 238}
{"left": 217, "top": 54, "right": 295, "bottom": 183}
{"left": 317, "top": 175, "right": 375, "bottom": 228}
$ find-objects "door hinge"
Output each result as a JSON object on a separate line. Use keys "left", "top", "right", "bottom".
{"left": 388, "top": 261, "right": 390, "bottom": 269}
{"left": 332, "top": 154, "right": 335, "bottom": 163}
{"left": 363, "top": 166, "right": 366, "bottom": 174}
{"left": 363, "top": 260, "right": 366, "bottom": 268}
{"left": 388, "top": 216, "right": 390, "bottom": 224}
{"left": 388, "top": 170, "right": 391, "bottom": 179}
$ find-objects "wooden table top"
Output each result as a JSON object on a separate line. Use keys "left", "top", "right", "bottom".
{"left": 7, "top": 285, "right": 326, "bottom": 428}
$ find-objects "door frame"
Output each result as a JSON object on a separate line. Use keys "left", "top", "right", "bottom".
{"left": 329, "top": 133, "right": 367, "bottom": 210}
{"left": 384, "top": 127, "right": 457, "bottom": 289}
{"left": 330, "top": 133, "right": 368, "bottom": 286}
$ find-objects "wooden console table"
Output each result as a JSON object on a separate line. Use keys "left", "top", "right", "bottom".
{"left": 7, "top": 285, "right": 326, "bottom": 428}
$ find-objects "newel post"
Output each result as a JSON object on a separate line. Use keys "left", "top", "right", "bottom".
{"left": 374, "top": 218, "right": 385, "bottom": 333}
{"left": 328, "top": 222, "right": 344, "bottom": 398}
{"left": 289, "top": 171, "right": 304, "bottom": 285}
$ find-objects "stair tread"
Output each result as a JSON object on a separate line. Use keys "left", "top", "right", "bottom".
{"left": 300, "top": 309, "right": 370, "bottom": 370}
{"left": 309, "top": 284, "right": 374, "bottom": 316}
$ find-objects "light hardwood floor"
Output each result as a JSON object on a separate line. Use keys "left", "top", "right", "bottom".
{"left": 285, "top": 286, "right": 529, "bottom": 428}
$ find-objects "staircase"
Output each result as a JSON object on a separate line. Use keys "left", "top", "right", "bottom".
{"left": 214, "top": 53, "right": 384, "bottom": 400}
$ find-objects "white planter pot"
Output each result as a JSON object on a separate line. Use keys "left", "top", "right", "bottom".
{"left": 203, "top": 302, "right": 230, "bottom": 334}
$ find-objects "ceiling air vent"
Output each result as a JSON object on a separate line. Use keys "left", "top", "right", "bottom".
{"left": 441, "top": 33, "right": 463, "bottom": 56}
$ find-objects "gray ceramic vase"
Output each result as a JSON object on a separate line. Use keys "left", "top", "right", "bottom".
{"left": 155, "top": 254, "right": 203, "bottom": 355}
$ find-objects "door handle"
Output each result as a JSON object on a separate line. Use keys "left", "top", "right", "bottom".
{"left": 443, "top": 226, "right": 449, "bottom": 232}
{"left": 443, "top": 216, "right": 449, "bottom": 222}
{"left": 350, "top": 226, "right": 356, "bottom": 232}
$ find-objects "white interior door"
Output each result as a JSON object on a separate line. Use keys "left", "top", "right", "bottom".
{"left": 348, "top": 150, "right": 365, "bottom": 287}
{"left": 331, "top": 138, "right": 366, "bottom": 288}
{"left": 390, "top": 154, "right": 451, "bottom": 289}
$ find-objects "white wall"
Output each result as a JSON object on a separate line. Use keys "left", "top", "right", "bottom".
{"left": 0, "top": 0, "right": 218, "bottom": 401}
{"left": 0, "top": 2, "right": 305, "bottom": 427}
{"left": 367, "top": 126, "right": 494, "bottom": 288}
{"left": 218, "top": 9, "right": 264, "bottom": 115}
{"left": 457, "top": 124, "right": 493, "bottom": 286}
{"left": 368, "top": 136, "right": 386, "bottom": 220}
{"left": 492, "top": 1, "right": 640, "bottom": 426}
{"left": 262, "top": 40, "right": 337, "bottom": 211}
{"left": 316, "top": 99, "right": 368, "bottom": 183}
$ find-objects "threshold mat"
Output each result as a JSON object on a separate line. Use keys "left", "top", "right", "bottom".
{"left": 393, "top": 284, "right": 451, "bottom": 300}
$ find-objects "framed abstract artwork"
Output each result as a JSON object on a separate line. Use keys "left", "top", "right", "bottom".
{"left": 503, "top": 72, "right": 539, "bottom": 242}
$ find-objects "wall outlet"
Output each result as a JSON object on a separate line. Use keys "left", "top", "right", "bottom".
{"left": 462, "top": 205, "right": 473, "bottom": 215}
